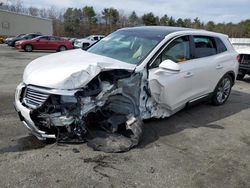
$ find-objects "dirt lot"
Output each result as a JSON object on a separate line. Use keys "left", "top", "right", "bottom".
{"left": 0, "top": 44, "right": 250, "bottom": 188}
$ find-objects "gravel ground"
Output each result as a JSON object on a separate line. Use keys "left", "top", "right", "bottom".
{"left": 0, "top": 44, "right": 250, "bottom": 188}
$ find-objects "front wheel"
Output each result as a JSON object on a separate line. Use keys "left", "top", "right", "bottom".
{"left": 58, "top": 45, "right": 66, "bottom": 52}
{"left": 24, "top": 44, "right": 33, "bottom": 52}
{"left": 211, "top": 75, "right": 233, "bottom": 105}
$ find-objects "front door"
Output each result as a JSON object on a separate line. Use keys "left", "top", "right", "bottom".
{"left": 148, "top": 35, "right": 206, "bottom": 111}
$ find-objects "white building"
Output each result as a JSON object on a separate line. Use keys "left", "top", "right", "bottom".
{"left": 0, "top": 9, "right": 53, "bottom": 37}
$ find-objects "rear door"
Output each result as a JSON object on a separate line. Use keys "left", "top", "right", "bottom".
{"left": 191, "top": 35, "right": 224, "bottom": 93}
{"left": 36, "top": 36, "right": 49, "bottom": 50}
{"left": 48, "top": 36, "right": 60, "bottom": 50}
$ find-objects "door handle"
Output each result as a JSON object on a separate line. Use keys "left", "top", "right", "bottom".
{"left": 184, "top": 72, "right": 193, "bottom": 78}
{"left": 216, "top": 64, "right": 223, "bottom": 69}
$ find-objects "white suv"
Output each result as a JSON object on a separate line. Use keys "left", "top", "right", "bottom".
{"left": 14, "top": 26, "right": 239, "bottom": 152}
{"left": 73, "top": 35, "right": 105, "bottom": 49}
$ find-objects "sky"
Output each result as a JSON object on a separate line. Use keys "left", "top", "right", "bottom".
{"left": 3, "top": 0, "right": 250, "bottom": 23}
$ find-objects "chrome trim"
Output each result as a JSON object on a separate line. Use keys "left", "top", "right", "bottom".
{"left": 26, "top": 85, "right": 78, "bottom": 96}
{"left": 23, "top": 86, "right": 50, "bottom": 109}
{"left": 189, "top": 94, "right": 210, "bottom": 103}
{"left": 14, "top": 83, "right": 56, "bottom": 140}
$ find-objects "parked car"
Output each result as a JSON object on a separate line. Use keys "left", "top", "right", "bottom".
{"left": 5, "top": 34, "right": 26, "bottom": 45}
{"left": 74, "top": 35, "right": 105, "bottom": 49}
{"left": 69, "top": 38, "right": 77, "bottom": 45}
{"left": 234, "top": 48, "right": 250, "bottom": 80}
{"left": 14, "top": 26, "right": 238, "bottom": 152}
{"left": 15, "top": 36, "right": 74, "bottom": 52}
{"left": 8, "top": 33, "right": 41, "bottom": 47}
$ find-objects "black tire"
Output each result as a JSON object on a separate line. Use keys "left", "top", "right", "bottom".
{"left": 211, "top": 75, "right": 233, "bottom": 106}
{"left": 58, "top": 45, "right": 67, "bottom": 52}
{"left": 236, "top": 74, "right": 245, "bottom": 80}
{"left": 82, "top": 43, "right": 90, "bottom": 50}
{"left": 24, "top": 44, "right": 33, "bottom": 52}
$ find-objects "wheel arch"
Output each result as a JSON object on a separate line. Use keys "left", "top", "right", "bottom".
{"left": 24, "top": 44, "right": 33, "bottom": 51}
{"left": 226, "top": 71, "right": 236, "bottom": 85}
{"left": 213, "top": 71, "right": 235, "bottom": 92}
{"left": 57, "top": 45, "right": 67, "bottom": 52}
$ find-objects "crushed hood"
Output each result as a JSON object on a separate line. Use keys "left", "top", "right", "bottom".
{"left": 23, "top": 49, "right": 136, "bottom": 90}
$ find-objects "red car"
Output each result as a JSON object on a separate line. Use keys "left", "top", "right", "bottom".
{"left": 15, "top": 36, "right": 73, "bottom": 52}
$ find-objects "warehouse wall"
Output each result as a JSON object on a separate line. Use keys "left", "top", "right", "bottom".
{"left": 0, "top": 9, "right": 52, "bottom": 37}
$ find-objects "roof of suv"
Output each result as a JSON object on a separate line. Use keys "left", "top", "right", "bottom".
{"left": 119, "top": 26, "right": 193, "bottom": 37}
{"left": 119, "top": 26, "right": 228, "bottom": 39}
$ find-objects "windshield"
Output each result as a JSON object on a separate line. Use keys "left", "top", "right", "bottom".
{"left": 87, "top": 30, "right": 163, "bottom": 65}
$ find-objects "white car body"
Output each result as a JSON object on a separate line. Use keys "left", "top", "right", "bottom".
{"left": 73, "top": 35, "right": 105, "bottom": 49}
{"left": 14, "top": 27, "right": 238, "bottom": 151}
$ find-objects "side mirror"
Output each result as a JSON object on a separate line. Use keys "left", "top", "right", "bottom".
{"left": 159, "top": 59, "right": 180, "bottom": 72}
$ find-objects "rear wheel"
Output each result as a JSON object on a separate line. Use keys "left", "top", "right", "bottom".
{"left": 82, "top": 43, "right": 90, "bottom": 50}
{"left": 58, "top": 45, "right": 66, "bottom": 52}
{"left": 211, "top": 75, "right": 232, "bottom": 105}
{"left": 24, "top": 44, "right": 33, "bottom": 52}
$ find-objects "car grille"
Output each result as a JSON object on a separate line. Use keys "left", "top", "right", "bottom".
{"left": 23, "top": 86, "right": 49, "bottom": 109}
{"left": 240, "top": 54, "right": 250, "bottom": 65}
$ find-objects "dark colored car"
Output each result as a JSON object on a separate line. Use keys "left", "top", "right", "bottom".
{"left": 15, "top": 36, "right": 74, "bottom": 52}
{"left": 236, "top": 49, "right": 250, "bottom": 80}
{"left": 5, "top": 34, "right": 26, "bottom": 44}
{"left": 8, "top": 33, "right": 41, "bottom": 47}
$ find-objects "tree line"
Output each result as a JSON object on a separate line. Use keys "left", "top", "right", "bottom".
{"left": 1, "top": 0, "right": 250, "bottom": 38}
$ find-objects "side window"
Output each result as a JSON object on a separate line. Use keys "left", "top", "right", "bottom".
{"left": 193, "top": 36, "right": 217, "bottom": 58}
{"left": 26, "top": 35, "right": 33, "bottom": 39}
{"left": 93, "top": 36, "right": 99, "bottom": 41}
{"left": 50, "top": 37, "right": 59, "bottom": 41}
{"left": 215, "top": 37, "right": 227, "bottom": 53}
{"left": 151, "top": 36, "right": 191, "bottom": 68}
{"left": 39, "top": 37, "right": 49, "bottom": 41}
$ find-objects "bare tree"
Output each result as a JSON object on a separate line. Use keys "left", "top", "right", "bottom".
{"left": 28, "top": 6, "right": 39, "bottom": 16}
{"left": 9, "top": 0, "right": 23, "bottom": 13}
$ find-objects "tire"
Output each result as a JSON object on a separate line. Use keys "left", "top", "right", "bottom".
{"left": 58, "top": 45, "right": 67, "bottom": 52}
{"left": 82, "top": 43, "right": 90, "bottom": 50}
{"left": 24, "top": 44, "right": 33, "bottom": 52}
{"left": 236, "top": 74, "right": 245, "bottom": 80}
{"left": 211, "top": 75, "right": 233, "bottom": 106}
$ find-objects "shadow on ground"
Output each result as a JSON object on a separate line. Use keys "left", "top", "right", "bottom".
{"left": 0, "top": 135, "right": 46, "bottom": 153}
{"left": 139, "top": 89, "right": 250, "bottom": 148}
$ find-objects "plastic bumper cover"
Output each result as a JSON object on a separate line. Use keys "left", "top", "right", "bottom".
{"left": 14, "top": 83, "right": 56, "bottom": 140}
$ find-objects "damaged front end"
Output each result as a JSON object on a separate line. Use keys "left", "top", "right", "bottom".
{"left": 16, "top": 70, "right": 146, "bottom": 152}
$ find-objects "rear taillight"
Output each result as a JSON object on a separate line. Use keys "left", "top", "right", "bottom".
{"left": 237, "top": 54, "right": 241, "bottom": 63}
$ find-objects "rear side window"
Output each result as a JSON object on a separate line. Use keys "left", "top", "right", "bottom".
{"left": 93, "top": 36, "right": 99, "bottom": 40}
{"left": 26, "top": 35, "right": 33, "bottom": 39}
{"left": 193, "top": 36, "right": 217, "bottom": 58}
{"left": 215, "top": 38, "right": 227, "bottom": 53}
{"left": 50, "top": 37, "right": 60, "bottom": 41}
{"left": 39, "top": 36, "right": 49, "bottom": 41}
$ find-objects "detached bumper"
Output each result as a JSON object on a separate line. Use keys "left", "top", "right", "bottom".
{"left": 14, "top": 83, "right": 56, "bottom": 140}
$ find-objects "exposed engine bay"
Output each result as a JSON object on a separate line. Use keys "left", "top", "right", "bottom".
{"left": 25, "top": 70, "right": 146, "bottom": 152}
